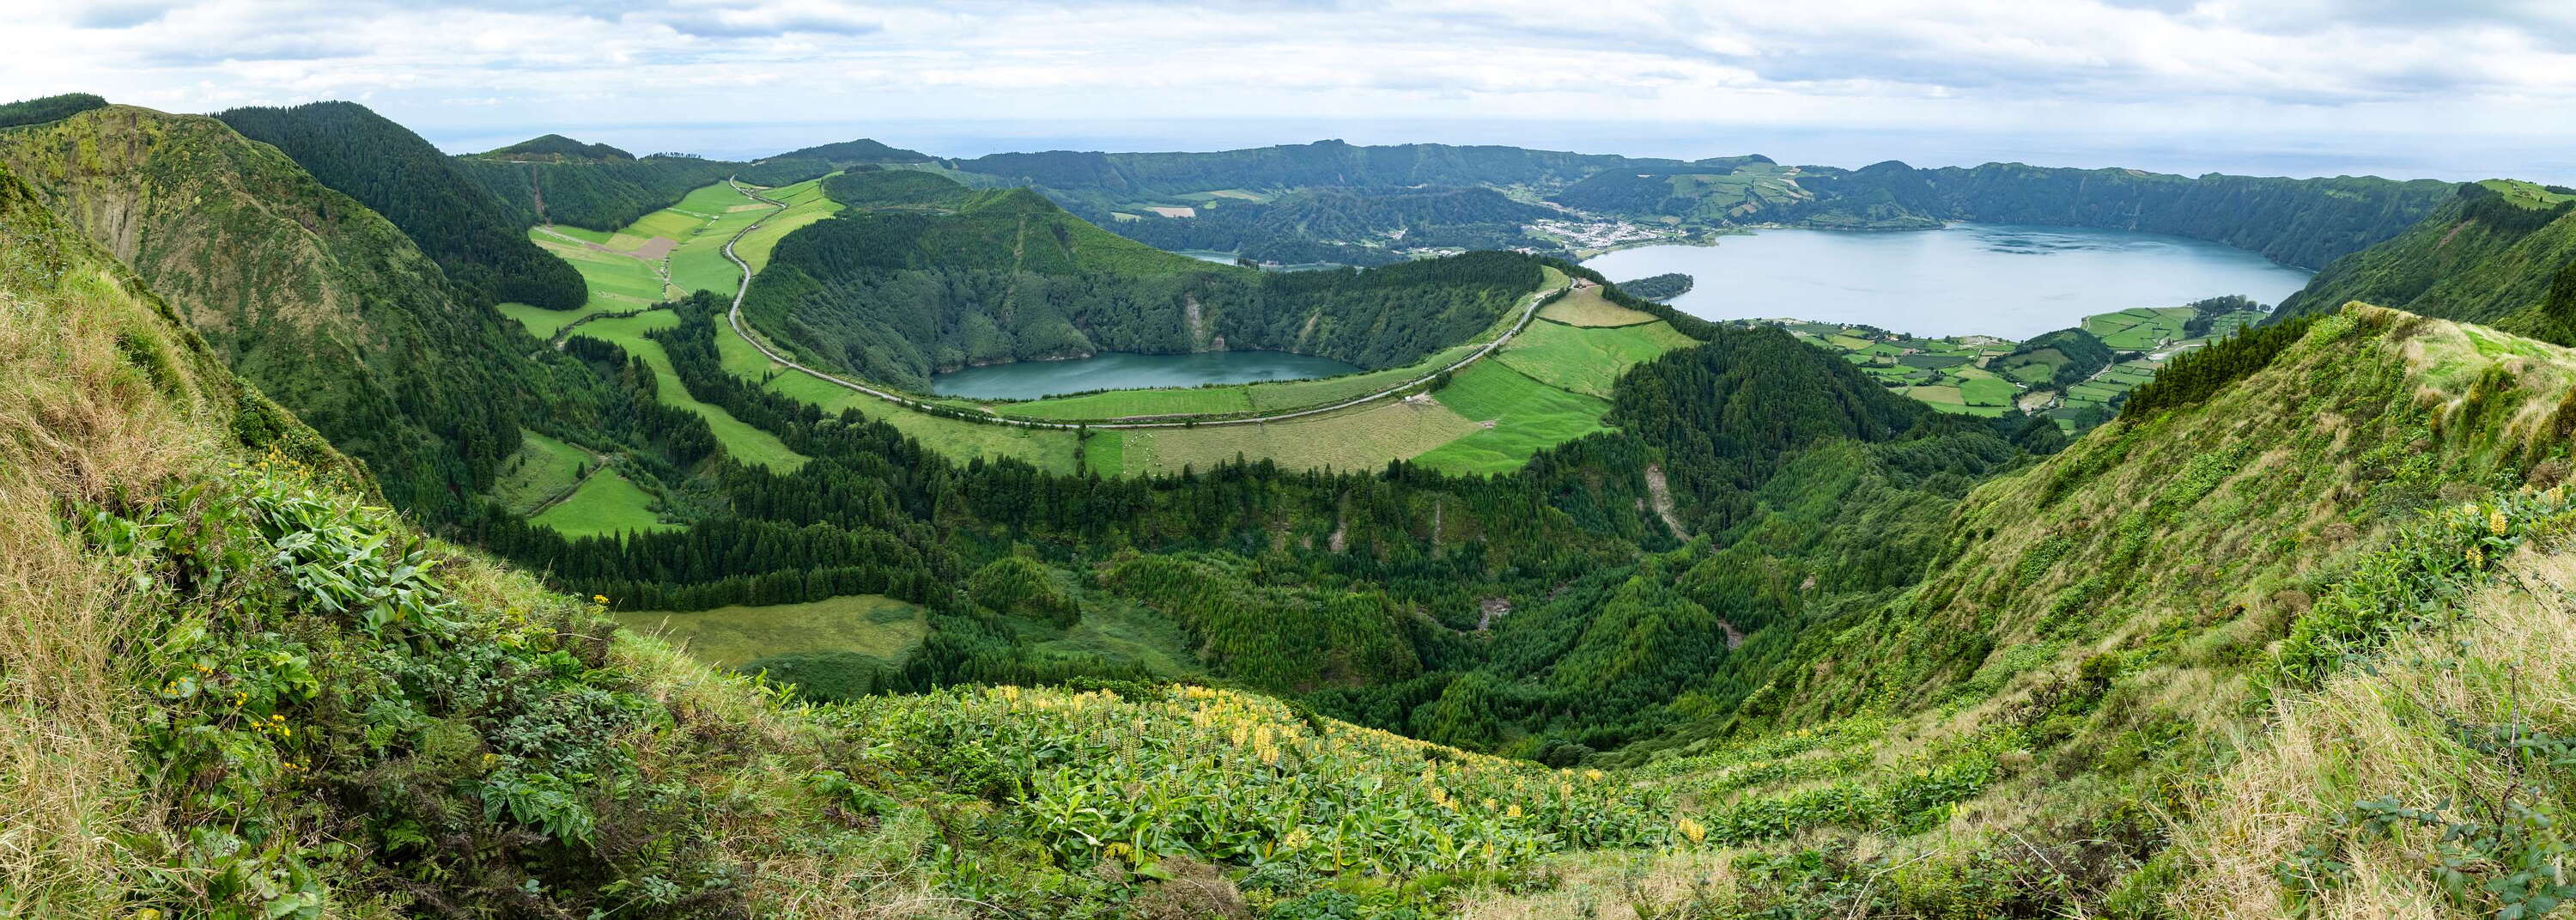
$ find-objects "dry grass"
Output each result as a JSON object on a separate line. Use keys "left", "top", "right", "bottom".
{"left": 0, "top": 265, "right": 222, "bottom": 911}
{"left": 2168, "top": 546, "right": 2576, "bottom": 920}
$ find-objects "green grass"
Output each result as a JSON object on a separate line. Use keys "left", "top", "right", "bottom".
{"left": 489, "top": 429, "right": 592, "bottom": 514}
{"left": 999, "top": 386, "right": 1254, "bottom": 421}
{"left": 577, "top": 311, "right": 809, "bottom": 471}
{"left": 1413, "top": 362, "right": 1613, "bottom": 475}
{"left": 732, "top": 176, "right": 844, "bottom": 274}
{"left": 498, "top": 300, "right": 635, "bottom": 340}
{"left": 531, "top": 466, "right": 674, "bottom": 538}
{"left": 1959, "top": 376, "right": 2017, "bottom": 407}
{"left": 1025, "top": 598, "right": 1202, "bottom": 678}
{"left": 611, "top": 594, "right": 926, "bottom": 668}
{"left": 1495, "top": 320, "right": 1698, "bottom": 398}
{"left": 1538, "top": 284, "right": 1658, "bottom": 327}
{"left": 1115, "top": 398, "right": 1484, "bottom": 476}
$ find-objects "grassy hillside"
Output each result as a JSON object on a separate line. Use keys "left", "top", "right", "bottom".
{"left": 2277, "top": 180, "right": 2576, "bottom": 345}
{"left": 0, "top": 105, "right": 533, "bottom": 517}
{"left": 1535, "top": 305, "right": 2576, "bottom": 917}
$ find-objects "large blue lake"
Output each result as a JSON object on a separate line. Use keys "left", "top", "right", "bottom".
{"left": 1583, "top": 223, "right": 2316, "bottom": 338}
{"left": 930, "top": 350, "right": 1362, "bottom": 400}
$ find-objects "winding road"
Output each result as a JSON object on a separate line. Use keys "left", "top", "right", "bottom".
{"left": 718, "top": 178, "right": 1567, "bottom": 430}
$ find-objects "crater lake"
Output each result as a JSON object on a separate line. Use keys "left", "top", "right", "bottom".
{"left": 1583, "top": 223, "right": 2316, "bottom": 338}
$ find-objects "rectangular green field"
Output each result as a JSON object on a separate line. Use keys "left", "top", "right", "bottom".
{"left": 999, "top": 386, "right": 1255, "bottom": 421}
{"left": 499, "top": 300, "right": 634, "bottom": 340}
{"left": 1904, "top": 384, "right": 1966, "bottom": 405}
{"left": 490, "top": 429, "right": 592, "bottom": 514}
{"left": 1413, "top": 362, "right": 1613, "bottom": 475}
{"left": 532, "top": 467, "right": 674, "bottom": 539}
{"left": 1495, "top": 320, "right": 1698, "bottom": 398}
{"left": 575, "top": 311, "right": 809, "bottom": 472}
{"left": 1539, "top": 284, "right": 1659, "bottom": 327}
{"left": 1116, "top": 398, "right": 1485, "bottom": 476}
{"left": 1959, "top": 377, "right": 2018, "bottom": 406}
{"left": 613, "top": 594, "right": 925, "bottom": 669}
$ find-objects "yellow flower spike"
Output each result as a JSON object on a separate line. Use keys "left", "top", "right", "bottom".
{"left": 2488, "top": 508, "right": 2509, "bottom": 536}
{"left": 1506, "top": 803, "right": 1523, "bottom": 819}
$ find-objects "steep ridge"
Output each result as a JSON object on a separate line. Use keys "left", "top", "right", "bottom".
{"left": 2276, "top": 180, "right": 2576, "bottom": 344}
{"left": 0, "top": 105, "right": 529, "bottom": 515}
{"left": 216, "top": 101, "right": 587, "bottom": 309}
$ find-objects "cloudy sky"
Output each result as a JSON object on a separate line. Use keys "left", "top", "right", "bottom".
{"left": 5, "top": 0, "right": 2573, "bottom": 180}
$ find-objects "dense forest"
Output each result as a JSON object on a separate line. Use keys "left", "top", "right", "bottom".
{"left": 1615, "top": 272, "right": 1694, "bottom": 302}
{"left": 741, "top": 177, "right": 1547, "bottom": 389}
{"left": 2275, "top": 180, "right": 2576, "bottom": 343}
{"left": 0, "top": 91, "right": 106, "bottom": 129}
{"left": 216, "top": 101, "right": 588, "bottom": 309}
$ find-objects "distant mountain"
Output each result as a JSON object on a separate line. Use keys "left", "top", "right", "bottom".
{"left": 216, "top": 101, "right": 586, "bottom": 309}
{"left": 473, "top": 132, "right": 635, "bottom": 162}
{"left": 767, "top": 137, "right": 936, "bottom": 167}
{"left": 957, "top": 138, "right": 1668, "bottom": 197}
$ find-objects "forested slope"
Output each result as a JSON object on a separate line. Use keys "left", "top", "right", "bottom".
{"left": 740, "top": 177, "right": 1546, "bottom": 389}
{"left": 2275, "top": 180, "right": 2576, "bottom": 344}
{"left": 0, "top": 105, "right": 529, "bottom": 515}
{"left": 216, "top": 101, "right": 587, "bottom": 309}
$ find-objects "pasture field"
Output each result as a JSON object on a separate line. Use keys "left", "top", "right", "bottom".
{"left": 577, "top": 311, "right": 810, "bottom": 471}
{"left": 997, "top": 386, "right": 1255, "bottom": 421}
{"left": 613, "top": 594, "right": 926, "bottom": 668}
{"left": 2082, "top": 306, "right": 2196, "bottom": 351}
{"left": 1496, "top": 319, "right": 1698, "bottom": 398}
{"left": 499, "top": 299, "right": 651, "bottom": 340}
{"left": 1413, "top": 362, "right": 1613, "bottom": 476}
{"left": 731, "top": 176, "right": 844, "bottom": 274}
{"left": 531, "top": 466, "right": 674, "bottom": 538}
{"left": 1537, "top": 284, "right": 1659, "bottom": 326}
{"left": 1114, "top": 398, "right": 1485, "bottom": 476}
{"left": 490, "top": 429, "right": 592, "bottom": 514}
{"left": 530, "top": 228, "right": 671, "bottom": 310}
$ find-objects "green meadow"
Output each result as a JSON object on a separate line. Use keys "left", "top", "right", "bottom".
{"left": 530, "top": 466, "right": 675, "bottom": 539}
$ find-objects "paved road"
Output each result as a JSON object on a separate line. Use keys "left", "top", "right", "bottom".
{"left": 718, "top": 178, "right": 1567, "bottom": 430}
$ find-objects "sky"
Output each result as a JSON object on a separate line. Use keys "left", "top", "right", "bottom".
{"left": 4, "top": 0, "right": 2573, "bottom": 181}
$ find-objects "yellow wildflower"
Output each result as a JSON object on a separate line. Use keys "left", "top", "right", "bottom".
{"left": 2488, "top": 508, "right": 2509, "bottom": 536}
{"left": 1675, "top": 816, "right": 1708, "bottom": 845}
